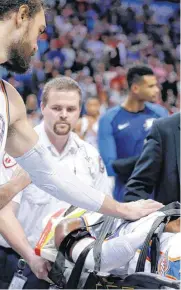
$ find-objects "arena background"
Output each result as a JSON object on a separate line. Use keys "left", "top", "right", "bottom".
{"left": 0, "top": 0, "right": 180, "bottom": 126}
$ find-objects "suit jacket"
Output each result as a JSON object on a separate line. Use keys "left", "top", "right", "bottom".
{"left": 124, "top": 113, "right": 180, "bottom": 205}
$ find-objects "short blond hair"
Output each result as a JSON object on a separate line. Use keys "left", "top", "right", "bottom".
{"left": 41, "top": 76, "right": 82, "bottom": 106}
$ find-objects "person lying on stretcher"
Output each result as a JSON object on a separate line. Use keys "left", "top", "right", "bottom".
{"left": 53, "top": 208, "right": 181, "bottom": 280}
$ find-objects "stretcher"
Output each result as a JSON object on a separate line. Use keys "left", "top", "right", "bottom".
{"left": 35, "top": 203, "right": 181, "bottom": 289}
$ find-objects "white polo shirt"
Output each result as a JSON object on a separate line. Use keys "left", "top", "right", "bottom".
{"left": 0, "top": 122, "right": 112, "bottom": 248}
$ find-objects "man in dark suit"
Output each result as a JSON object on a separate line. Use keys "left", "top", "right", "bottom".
{"left": 124, "top": 113, "right": 180, "bottom": 204}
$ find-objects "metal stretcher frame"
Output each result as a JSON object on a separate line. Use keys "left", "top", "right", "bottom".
{"left": 93, "top": 271, "right": 181, "bottom": 289}
{"left": 49, "top": 266, "right": 181, "bottom": 289}
{"left": 49, "top": 232, "right": 181, "bottom": 289}
{"left": 48, "top": 202, "right": 181, "bottom": 289}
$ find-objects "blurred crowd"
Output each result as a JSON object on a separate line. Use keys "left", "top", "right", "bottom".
{"left": 0, "top": 0, "right": 180, "bottom": 126}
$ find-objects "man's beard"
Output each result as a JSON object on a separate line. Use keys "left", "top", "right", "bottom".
{"left": 53, "top": 122, "right": 71, "bottom": 136}
{"left": 2, "top": 38, "right": 34, "bottom": 74}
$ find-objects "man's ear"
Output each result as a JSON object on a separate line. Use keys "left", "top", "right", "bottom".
{"left": 131, "top": 83, "right": 140, "bottom": 94}
{"left": 16, "top": 5, "right": 30, "bottom": 28}
{"left": 40, "top": 102, "right": 45, "bottom": 114}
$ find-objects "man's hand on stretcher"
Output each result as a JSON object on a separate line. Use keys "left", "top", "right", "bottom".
{"left": 53, "top": 199, "right": 165, "bottom": 250}
{"left": 121, "top": 199, "right": 164, "bottom": 220}
{"left": 28, "top": 253, "right": 52, "bottom": 280}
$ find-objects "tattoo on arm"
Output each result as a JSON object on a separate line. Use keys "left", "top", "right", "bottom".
{"left": 8, "top": 126, "right": 16, "bottom": 138}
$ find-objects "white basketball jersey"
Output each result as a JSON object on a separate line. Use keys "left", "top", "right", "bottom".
{"left": 0, "top": 80, "right": 9, "bottom": 166}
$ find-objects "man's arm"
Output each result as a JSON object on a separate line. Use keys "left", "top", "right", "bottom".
{"left": 0, "top": 166, "right": 30, "bottom": 209}
{"left": 98, "top": 114, "right": 117, "bottom": 176}
{"left": 98, "top": 115, "right": 139, "bottom": 184}
{"left": 124, "top": 121, "right": 163, "bottom": 202}
{"left": 112, "top": 156, "right": 139, "bottom": 183}
{"left": 5, "top": 81, "right": 163, "bottom": 220}
{"left": 0, "top": 201, "right": 51, "bottom": 279}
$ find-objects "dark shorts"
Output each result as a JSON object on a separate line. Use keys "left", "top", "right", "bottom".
{"left": 0, "top": 246, "right": 50, "bottom": 289}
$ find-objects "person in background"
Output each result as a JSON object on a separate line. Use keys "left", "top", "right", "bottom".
{"left": 26, "top": 94, "right": 42, "bottom": 127}
{"left": 75, "top": 97, "right": 101, "bottom": 148}
{"left": 98, "top": 65, "right": 169, "bottom": 202}
{"left": 0, "top": 76, "right": 112, "bottom": 288}
{"left": 124, "top": 113, "right": 180, "bottom": 205}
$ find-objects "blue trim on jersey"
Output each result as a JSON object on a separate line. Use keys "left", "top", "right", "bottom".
{"left": 137, "top": 245, "right": 180, "bottom": 280}
{"left": 166, "top": 260, "right": 181, "bottom": 280}
{"left": 145, "top": 102, "right": 169, "bottom": 118}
